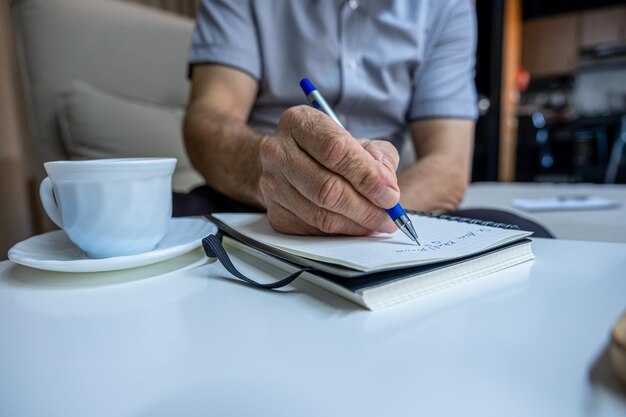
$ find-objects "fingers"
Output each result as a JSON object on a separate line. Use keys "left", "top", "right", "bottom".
{"left": 358, "top": 139, "right": 400, "bottom": 176}
{"left": 262, "top": 174, "right": 377, "bottom": 236}
{"left": 280, "top": 106, "right": 400, "bottom": 209}
{"left": 276, "top": 142, "right": 396, "bottom": 233}
{"left": 259, "top": 132, "right": 395, "bottom": 235}
{"left": 260, "top": 105, "right": 403, "bottom": 236}
{"left": 265, "top": 203, "right": 322, "bottom": 236}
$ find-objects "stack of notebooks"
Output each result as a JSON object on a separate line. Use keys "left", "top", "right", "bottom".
{"left": 208, "top": 212, "right": 535, "bottom": 310}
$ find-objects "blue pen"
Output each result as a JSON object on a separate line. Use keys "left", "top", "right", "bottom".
{"left": 299, "top": 78, "right": 420, "bottom": 245}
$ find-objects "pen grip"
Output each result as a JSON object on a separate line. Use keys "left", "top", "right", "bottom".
{"left": 385, "top": 203, "right": 405, "bottom": 221}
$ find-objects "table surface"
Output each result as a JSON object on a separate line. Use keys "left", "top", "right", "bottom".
{"left": 1, "top": 238, "right": 625, "bottom": 417}
{"left": 462, "top": 182, "right": 626, "bottom": 243}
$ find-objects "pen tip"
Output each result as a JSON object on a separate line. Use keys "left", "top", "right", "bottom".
{"left": 415, "top": 239, "right": 421, "bottom": 246}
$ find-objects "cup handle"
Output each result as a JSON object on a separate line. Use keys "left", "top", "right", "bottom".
{"left": 39, "top": 177, "right": 63, "bottom": 228}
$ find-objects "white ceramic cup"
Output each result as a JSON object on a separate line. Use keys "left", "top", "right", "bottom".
{"left": 40, "top": 158, "right": 177, "bottom": 258}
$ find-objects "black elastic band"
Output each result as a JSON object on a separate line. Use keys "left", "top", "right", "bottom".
{"left": 202, "top": 232, "right": 313, "bottom": 289}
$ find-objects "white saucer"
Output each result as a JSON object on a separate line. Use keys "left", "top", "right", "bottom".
{"left": 8, "top": 217, "right": 217, "bottom": 273}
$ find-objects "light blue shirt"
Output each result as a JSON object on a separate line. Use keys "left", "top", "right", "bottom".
{"left": 188, "top": 0, "right": 478, "bottom": 150}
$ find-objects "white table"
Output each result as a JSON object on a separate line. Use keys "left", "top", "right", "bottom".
{"left": 462, "top": 182, "right": 626, "bottom": 243}
{"left": 1, "top": 238, "right": 625, "bottom": 417}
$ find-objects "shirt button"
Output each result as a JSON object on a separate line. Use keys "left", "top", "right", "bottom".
{"left": 348, "top": 59, "right": 358, "bottom": 71}
{"left": 349, "top": 0, "right": 359, "bottom": 10}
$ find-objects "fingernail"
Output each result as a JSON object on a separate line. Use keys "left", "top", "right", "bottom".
{"left": 374, "top": 186, "right": 399, "bottom": 207}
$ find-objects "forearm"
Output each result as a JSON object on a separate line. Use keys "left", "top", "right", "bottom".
{"left": 183, "top": 103, "right": 266, "bottom": 208}
{"left": 397, "top": 154, "right": 470, "bottom": 212}
{"left": 398, "top": 119, "right": 474, "bottom": 213}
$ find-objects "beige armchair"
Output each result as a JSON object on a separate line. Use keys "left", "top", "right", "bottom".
{"left": 12, "top": 0, "right": 203, "bottom": 180}
{"left": 3, "top": 0, "right": 208, "bottom": 256}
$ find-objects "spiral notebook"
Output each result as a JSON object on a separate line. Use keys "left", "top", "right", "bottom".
{"left": 204, "top": 213, "right": 535, "bottom": 310}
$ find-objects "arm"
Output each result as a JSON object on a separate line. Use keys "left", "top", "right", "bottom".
{"left": 398, "top": 119, "right": 474, "bottom": 212}
{"left": 183, "top": 65, "right": 265, "bottom": 207}
{"left": 184, "top": 65, "right": 400, "bottom": 235}
{"left": 399, "top": 1, "right": 477, "bottom": 212}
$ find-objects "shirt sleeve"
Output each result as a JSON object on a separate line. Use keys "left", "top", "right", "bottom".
{"left": 408, "top": 0, "right": 478, "bottom": 121}
{"left": 187, "top": 0, "right": 261, "bottom": 80}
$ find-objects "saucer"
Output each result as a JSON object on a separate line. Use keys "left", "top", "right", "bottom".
{"left": 8, "top": 217, "right": 217, "bottom": 273}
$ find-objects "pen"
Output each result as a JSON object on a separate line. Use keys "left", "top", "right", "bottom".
{"left": 299, "top": 78, "right": 420, "bottom": 245}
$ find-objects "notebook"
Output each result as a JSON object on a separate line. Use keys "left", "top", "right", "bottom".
{"left": 205, "top": 212, "right": 535, "bottom": 310}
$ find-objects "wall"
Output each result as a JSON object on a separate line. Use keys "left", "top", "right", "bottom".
{"left": 522, "top": 5, "right": 626, "bottom": 78}
{"left": 0, "top": 0, "right": 34, "bottom": 258}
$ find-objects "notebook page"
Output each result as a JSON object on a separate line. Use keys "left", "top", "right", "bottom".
{"left": 212, "top": 213, "right": 532, "bottom": 272}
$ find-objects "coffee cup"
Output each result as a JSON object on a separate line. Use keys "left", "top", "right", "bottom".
{"left": 39, "top": 158, "right": 176, "bottom": 258}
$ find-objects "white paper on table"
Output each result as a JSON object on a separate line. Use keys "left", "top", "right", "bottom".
{"left": 511, "top": 195, "right": 619, "bottom": 212}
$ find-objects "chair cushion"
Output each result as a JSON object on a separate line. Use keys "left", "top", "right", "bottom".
{"left": 12, "top": 0, "right": 194, "bottom": 164}
{"left": 57, "top": 81, "right": 204, "bottom": 192}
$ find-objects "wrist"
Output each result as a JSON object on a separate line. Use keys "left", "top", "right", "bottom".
{"left": 251, "top": 134, "right": 272, "bottom": 209}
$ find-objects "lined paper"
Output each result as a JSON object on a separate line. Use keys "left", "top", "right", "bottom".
{"left": 212, "top": 213, "right": 533, "bottom": 272}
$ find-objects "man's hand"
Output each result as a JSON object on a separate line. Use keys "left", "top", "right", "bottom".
{"left": 259, "top": 105, "right": 400, "bottom": 235}
{"left": 185, "top": 65, "right": 401, "bottom": 236}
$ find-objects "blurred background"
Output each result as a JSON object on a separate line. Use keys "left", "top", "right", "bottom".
{"left": 1, "top": 0, "right": 626, "bottom": 257}
{"left": 474, "top": 0, "right": 626, "bottom": 186}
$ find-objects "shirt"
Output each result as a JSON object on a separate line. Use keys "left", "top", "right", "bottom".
{"left": 188, "top": 0, "right": 478, "bottom": 150}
